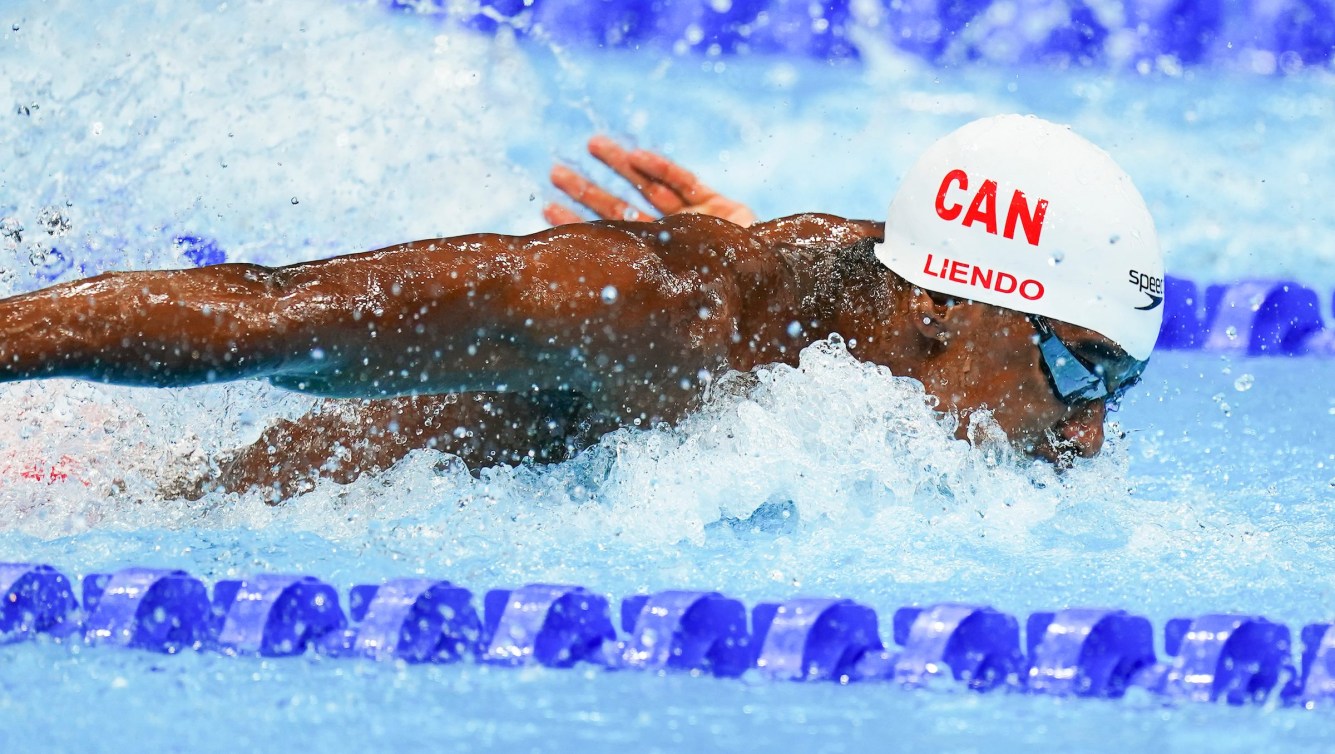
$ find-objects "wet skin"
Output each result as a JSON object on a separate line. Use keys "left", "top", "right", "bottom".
{"left": 0, "top": 212, "right": 1123, "bottom": 499}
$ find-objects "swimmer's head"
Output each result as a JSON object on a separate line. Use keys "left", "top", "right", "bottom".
{"left": 874, "top": 114, "right": 1164, "bottom": 362}
{"left": 871, "top": 115, "right": 1163, "bottom": 462}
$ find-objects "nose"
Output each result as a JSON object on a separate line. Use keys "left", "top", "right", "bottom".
{"left": 1056, "top": 401, "right": 1106, "bottom": 458}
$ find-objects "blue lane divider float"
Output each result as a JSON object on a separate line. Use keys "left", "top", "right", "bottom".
{"left": 330, "top": 578, "right": 480, "bottom": 663}
{"left": 7, "top": 561, "right": 1333, "bottom": 709}
{"left": 752, "top": 597, "right": 881, "bottom": 681}
{"left": 82, "top": 568, "right": 211, "bottom": 653}
{"left": 1132, "top": 614, "right": 1295, "bottom": 705}
{"left": 1157, "top": 277, "right": 1335, "bottom": 356}
{"left": 480, "top": 584, "right": 616, "bottom": 667}
{"left": 614, "top": 590, "right": 752, "bottom": 676}
{"left": 1287, "top": 624, "right": 1335, "bottom": 709}
{"left": 0, "top": 563, "right": 79, "bottom": 642}
{"left": 212, "top": 574, "right": 345, "bottom": 656}
{"left": 383, "top": 0, "right": 1335, "bottom": 71}
{"left": 1026, "top": 608, "right": 1155, "bottom": 698}
{"left": 889, "top": 603, "right": 1024, "bottom": 689}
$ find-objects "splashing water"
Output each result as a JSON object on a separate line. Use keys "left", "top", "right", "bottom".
{"left": 2, "top": 0, "right": 1335, "bottom": 750}
{"left": 0, "top": 0, "right": 1328, "bottom": 625}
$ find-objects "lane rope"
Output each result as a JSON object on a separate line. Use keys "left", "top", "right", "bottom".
{"left": 2, "top": 562, "right": 1330, "bottom": 707}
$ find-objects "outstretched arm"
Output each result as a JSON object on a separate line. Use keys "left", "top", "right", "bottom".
{"left": 545, "top": 135, "right": 758, "bottom": 227}
{"left": 0, "top": 262, "right": 299, "bottom": 387}
{"left": 0, "top": 223, "right": 678, "bottom": 398}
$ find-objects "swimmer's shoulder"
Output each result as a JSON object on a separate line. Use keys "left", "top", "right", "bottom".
{"left": 750, "top": 213, "right": 885, "bottom": 248}
{"left": 587, "top": 213, "right": 761, "bottom": 264}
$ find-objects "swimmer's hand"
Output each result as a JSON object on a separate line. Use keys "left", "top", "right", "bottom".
{"left": 544, "top": 135, "right": 757, "bottom": 228}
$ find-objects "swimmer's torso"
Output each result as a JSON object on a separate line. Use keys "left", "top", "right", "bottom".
{"left": 266, "top": 213, "right": 882, "bottom": 426}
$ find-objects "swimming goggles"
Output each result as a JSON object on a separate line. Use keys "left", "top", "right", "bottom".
{"left": 1027, "top": 314, "right": 1146, "bottom": 407}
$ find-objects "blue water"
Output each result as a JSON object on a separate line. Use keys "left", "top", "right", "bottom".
{"left": 2, "top": 1, "right": 1335, "bottom": 751}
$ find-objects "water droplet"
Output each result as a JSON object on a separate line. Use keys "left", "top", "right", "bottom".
{"left": 786, "top": 321, "right": 802, "bottom": 338}
{"left": 1047, "top": 250, "right": 1065, "bottom": 266}
{"left": 0, "top": 217, "right": 22, "bottom": 247}
{"left": 290, "top": 197, "right": 300, "bottom": 205}
{"left": 1233, "top": 374, "right": 1254, "bottom": 392}
{"left": 36, "top": 206, "right": 71, "bottom": 237}
{"left": 1225, "top": 326, "right": 1238, "bottom": 340}
{"left": 601, "top": 285, "right": 618, "bottom": 304}
{"left": 27, "top": 243, "right": 58, "bottom": 267}
{"left": 658, "top": 231, "right": 672, "bottom": 243}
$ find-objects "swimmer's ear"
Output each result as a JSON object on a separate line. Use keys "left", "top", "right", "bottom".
{"left": 907, "top": 287, "right": 956, "bottom": 345}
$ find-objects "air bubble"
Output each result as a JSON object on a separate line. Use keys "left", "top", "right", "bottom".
{"left": 1225, "top": 326, "right": 1238, "bottom": 340}
{"left": 1233, "top": 374, "right": 1254, "bottom": 392}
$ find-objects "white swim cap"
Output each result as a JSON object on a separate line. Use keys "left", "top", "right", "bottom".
{"left": 874, "top": 115, "right": 1164, "bottom": 361}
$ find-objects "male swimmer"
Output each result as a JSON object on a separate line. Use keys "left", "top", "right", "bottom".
{"left": 0, "top": 115, "right": 1163, "bottom": 501}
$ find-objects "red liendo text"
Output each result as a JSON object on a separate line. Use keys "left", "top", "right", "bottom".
{"left": 922, "top": 253, "right": 1046, "bottom": 301}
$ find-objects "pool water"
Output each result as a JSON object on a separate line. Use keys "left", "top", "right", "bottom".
{"left": 1, "top": 1, "right": 1334, "bottom": 751}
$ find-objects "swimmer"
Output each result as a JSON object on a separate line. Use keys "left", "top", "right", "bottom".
{"left": 0, "top": 116, "right": 1163, "bottom": 501}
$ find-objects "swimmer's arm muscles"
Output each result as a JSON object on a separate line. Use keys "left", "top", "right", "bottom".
{"left": 0, "top": 232, "right": 602, "bottom": 396}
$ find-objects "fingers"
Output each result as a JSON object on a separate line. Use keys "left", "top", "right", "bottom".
{"left": 542, "top": 202, "right": 584, "bottom": 226}
{"left": 626, "top": 148, "right": 758, "bottom": 227}
{"left": 548, "top": 136, "right": 740, "bottom": 226}
{"left": 548, "top": 165, "right": 654, "bottom": 223}
{"left": 628, "top": 149, "right": 714, "bottom": 204}
{"left": 586, "top": 135, "right": 643, "bottom": 187}
{"left": 588, "top": 136, "right": 685, "bottom": 215}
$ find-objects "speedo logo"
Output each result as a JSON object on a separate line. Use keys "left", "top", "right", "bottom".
{"left": 1128, "top": 269, "right": 1163, "bottom": 311}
